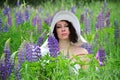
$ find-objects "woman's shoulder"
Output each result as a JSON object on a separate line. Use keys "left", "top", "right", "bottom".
{"left": 72, "top": 45, "right": 88, "bottom": 55}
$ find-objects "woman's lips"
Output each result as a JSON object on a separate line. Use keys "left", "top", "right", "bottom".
{"left": 62, "top": 33, "right": 67, "bottom": 36}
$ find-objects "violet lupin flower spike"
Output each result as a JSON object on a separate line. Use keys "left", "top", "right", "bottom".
{"left": 48, "top": 35, "right": 59, "bottom": 57}
{"left": 0, "top": 38, "right": 13, "bottom": 80}
{"left": 37, "top": 36, "right": 44, "bottom": 46}
{"left": 18, "top": 40, "right": 27, "bottom": 65}
{"left": 96, "top": 47, "right": 106, "bottom": 66}
{"left": 44, "top": 15, "right": 53, "bottom": 26}
{"left": 24, "top": 6, "right": 30, "bottom": 22}
{"left": 31, "top": 44, "right": 41, "bottom": 61}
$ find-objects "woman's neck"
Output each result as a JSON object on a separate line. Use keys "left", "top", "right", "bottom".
{"left": 59, "top": 39, "right": 71, "bottom": 54}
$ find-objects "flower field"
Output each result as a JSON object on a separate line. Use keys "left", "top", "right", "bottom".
{"left": 0, "top": 0, "right": 120, "bottom": 80}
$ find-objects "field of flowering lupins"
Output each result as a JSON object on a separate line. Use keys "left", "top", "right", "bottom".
{"left": 0, "top": 0, "right": 120, "bottom": 80}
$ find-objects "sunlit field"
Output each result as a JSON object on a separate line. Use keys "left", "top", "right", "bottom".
{"left": 0, "top": 0, "right": 120, "bottom": 80}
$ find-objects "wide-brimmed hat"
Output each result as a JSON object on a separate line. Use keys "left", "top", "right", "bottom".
{"left": 50, "top": 10, "right": 87, "bottom": 46}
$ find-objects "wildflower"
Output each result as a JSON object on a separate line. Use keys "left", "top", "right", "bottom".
{"left": 0, "top": 39, "right": 13, "bottom": 80}
{"left": 24, "top": 6, "right": 30, "bottom": 22}
{"left": 0, "top": 17, "right": 3, "bottom": 32}
{"left": 71, "top": 6, "right": 76, "bottom": 14}
{"left": 81, "top": 43, "right": 93, "bottom": 54}
{"left": 17, "top": 0, "right": 20, "bottom": 7}
{"left": 36, "top": 15, "right": 42, "bottom": 33}
{"left": 18, "top": 40, "right": 27, "bottom": 65}
{"left": 80, "top": 13, "right": 84, "bottom": 23}
{"left": 7, "top": 13, "right": 12, "bottom": 26}
{"left": 36, "top": 36, "right": 44, "bottom": 46}
{"left": 31, "top": 44, "right": 41, "bottom": 61}
{"left": 3, "top": 5, "right": 10, "bottom": 16}
{"left": 25, "top": 43, "right": 33, "bottom": 62}
{"left": 96, "top": 11, "right": 104, "bottom": 30}
{"left": 44, "top": 15, "right": 53, "bottom": 26}
{"left": 14, "top": 64, "right": 21, "bottom": 80}
{"left": 105, "top": 11, "right": 110, "bottom": 27}
{"left": 84, "top": 16, "right": 91, "bottom": 34}
{"left": 15, "top": 11, "right": 24, "bottom": 26}
{"left": 32, "top": 16, "right": 37, "bottom": 26}
{"left": 32, "top": 13, "right": 42, "bottom": 33}
{"left": 48, "top": 35, "right": 59, "bottom": 57}
{"left": 2, "top": 24, "right": 9, "bottom": 32}
{"left": 96, "top": 48, "right": 106, "bottom": 66}
{"left": 114, "top": 19, "right": 119, "bottom": 39}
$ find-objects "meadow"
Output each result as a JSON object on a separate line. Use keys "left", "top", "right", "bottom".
{"left": 0, "top": 0, "right": 120, "bottom": 80}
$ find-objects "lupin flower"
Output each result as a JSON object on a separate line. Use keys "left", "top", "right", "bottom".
{"left": 36, "top": 15, "right": 42, "bottom": 33}
{"left": 71, "top": 6, "right": 76, "bottom": 14}
{"left": 18, "top": 40, "right": 27, "bottom": 65}
{"left": 0, "top": 17, "right": 3, "bottom": 32}
{"left": 114, "top": 19, "right": 119, "bottom": 44}
{"left": 17, "top": 0, "right": 20, "bottom": 7}
{"left": 84, "top": 16, "right": 91, "bottom": 34}
{"left": 15, "top": 11, "right": 24, "bottom": 26}
{"left": 32, "top": 16, "right": 37, "bottom": 26}
{"left": 44, "top": 15, "right": 53, "bottom": 26}
{"left": 2, "top": 24, "right": 9, "bottom": 32}
{"left": 7, "top": 13, "right": 12, "bottom": 26}
{"left": 83, "top": 8, "right": 91, "bottom": 34}
{"left": 96, "top": 11, "right": 105, "bottom": 30}
{"left": 80, "top": 13, "right": 84, "bottom": 23}
{"left": 24, "top": 6, "right": 30, "bottom": 22}
{"left": 81, "top": 43, "right": 93, "bottom": 54}
{"left": 0, "top": 38, "right": 13, "bottom": 80}
{"left": 36, "top": 36, "right": 44, "bottom": 46}
{"left": 14, "top": 64, "right": 21, "bottom": 80}
{"left": 105, "top": 11, "right": 110, "bottom": 27}
{"left": 32, "top": 13, "right": 42, "bottom": 33}
{"left": 25, "top": 43, "right": 33, "bottom": 62}
{"left": 3, "top": 5, "right": 10, "bottom": 16}
{"left": 48, "top": 35, "right": 59, "bottom": 57}
{"left": 96, "top": 48, "right": 106, "bottom": 66}
{"left": 31, "top": 44, "right": 41, "bottom": 61}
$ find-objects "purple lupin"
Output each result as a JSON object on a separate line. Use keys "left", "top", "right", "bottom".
{"left": 105, "top": 10, "right": 110, "bottom": 27}
{"left": 15, "top": 10, "right": 24, "bottom": 27}
{"left": 71, "top": 6, "right": 76, "bottom": 14}
{"left": 44, "top": 14, "right": 53, "bottom": 26}
{"left": 18, "top": 40, "right": 27, "bottom": 65}
{"left": 7, "top": 12, "right": 12, "bottom": 26}
{"left": 96, "top": 47, "right": 106, "bottom": 66}
{"left": 48, "top": 35, "right": 59, "bottom": 57}
{"left": 31, "top": 44, "right": 41, "bottom": 61}
{"left": 0, "top": 17, "right": 3, "bottom": 32}
{"left": 96, "top": 11, "right": 105, "bottom": 30}
{"left": 26, "top": 42, "right": 34, "bottom": 62}
{"left": 80, "top": 13, "right": 84, "bottom": 23}
{"left": 84, "top": 8, "right": 91, "bottom": 34}
{"left": 0, "top": 39, "right": 13, "bottom": 80}
{"left": 24, "top": 6, "right": 30, "bottom": 22}
{"left": 3, "top": 5, "right": 10, "bottom": 16}
{"left": 36, "top": 36, "right": 44, "bottom": 46}
{"left": 36, "top": 15, "right": 42, "bottom": 33}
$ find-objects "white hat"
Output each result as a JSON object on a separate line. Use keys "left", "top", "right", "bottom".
{"left": 50, "top": 10, "right": 87, "bottom": 46}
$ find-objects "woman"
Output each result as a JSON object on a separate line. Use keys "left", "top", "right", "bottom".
{"left": 41, "top": 10, "right": 88, "bottom": 58}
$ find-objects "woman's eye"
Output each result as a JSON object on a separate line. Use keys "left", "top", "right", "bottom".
{"left": 56, "top": 26, "right": 61, "bottom": 28}
{"left": 65, "top": 25, "right": 69, "bottom": 27}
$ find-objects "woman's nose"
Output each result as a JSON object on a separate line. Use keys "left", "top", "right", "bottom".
{"left": 61, "top": 27, "right": 65, "bottom": 31}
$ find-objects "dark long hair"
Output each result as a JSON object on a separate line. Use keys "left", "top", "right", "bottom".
{"left": 53, "top": 20, "right": 78, "bottom": 43}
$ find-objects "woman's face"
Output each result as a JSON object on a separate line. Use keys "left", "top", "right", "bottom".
{"left": 55, "top": 20, "right": 70, "bottom": 40}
